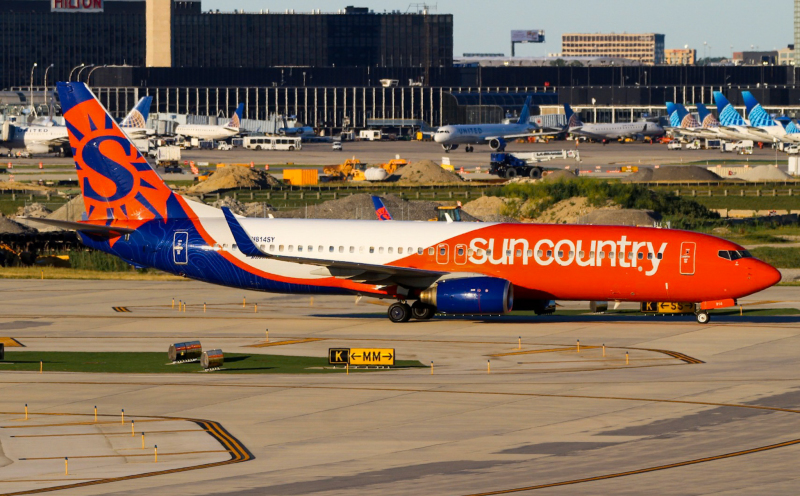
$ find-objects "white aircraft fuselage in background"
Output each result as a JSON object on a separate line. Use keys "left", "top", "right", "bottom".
{"left": 569, "top": 121, "right": 664, "bottom": 141}
{"left": 174, "top": 124, "right": 239, "bottom": 141}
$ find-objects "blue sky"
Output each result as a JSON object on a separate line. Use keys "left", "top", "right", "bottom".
{"left": 202, "top": 0, "right": 794, "bottom": 58}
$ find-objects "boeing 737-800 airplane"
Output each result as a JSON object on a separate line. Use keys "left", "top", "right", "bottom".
{"left": 31, "top": 82, "right": 781, "bottom": 324}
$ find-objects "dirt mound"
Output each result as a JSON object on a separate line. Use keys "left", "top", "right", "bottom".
{"left": 15, "top": 203, "right": 52, "bottom": 218}
{"left": 0, "top": 213, "right": 35, "bottom": 233}
{"left": 529, "top": 197, "right": 619, "bottom": 224}
{"left": 47, "top": 195, "right": 86, "bottom": 222}
{"left": 579, "top": 209, "right": 660, "bottom": 226}
{"left": 541, "top": 169, "right": 579, "bottom": 182}
{"left": 625, "top": 166, "right": 721, "bottom": 182}
{"left": 187, "top": 166, "right": 282, "bottom": 194}
{"left": 209, "top": 196, "right": 275, "bottom": 217}
{"left": 398, "top": 160, "right": 462, "bottom": 183}
{"left": 462, "top": 196, "right": 506, "bottom": 219}
{"left": 736, "top": 165, "right": 795, "bottom": 182}
{"left": 272, "top": 193, "right": 480, "bottom": 221}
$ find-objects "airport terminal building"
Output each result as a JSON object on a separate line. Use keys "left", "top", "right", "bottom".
{"left": 0, "top": 0, "right": 453, "bottom": 89}
{"left": 3, "top": 0, "right": 800, "bottom": 130}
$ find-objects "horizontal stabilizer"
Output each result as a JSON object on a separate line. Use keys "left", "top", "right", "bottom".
{"left": 19, "top": 217, "right": 135, "bottom": 236}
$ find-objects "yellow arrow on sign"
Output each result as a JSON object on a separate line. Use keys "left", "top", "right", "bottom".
{"left": 349, "top": 348, "right": 395, "bottom": 366}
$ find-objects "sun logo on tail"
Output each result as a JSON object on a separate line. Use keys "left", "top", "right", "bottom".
{"left": 65, "top": 98, "right": 174, "bottom": 224}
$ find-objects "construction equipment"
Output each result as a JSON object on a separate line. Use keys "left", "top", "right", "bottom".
{"left": 323, "top": 157, "right": 362, "bottom": 180}
{"left": 429, "top": 204, "right": 463, "bottom": 222}
{"left": 380, "top": 158, "right": 408, "bottom": 175}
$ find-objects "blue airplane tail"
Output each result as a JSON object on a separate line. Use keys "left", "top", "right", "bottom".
{"left": 371, "top": 196, "right": 393, "bottom": 220}
{"left": 227, "top": 103, "right": 244, "bottom": 129}
{"left": 713, "top": 91, "right": 746, "bottom": 126}
{"left": 742, "top": 91, "right": 776, "bottom": 127}
{"left": 517, "top": 96, "right": 532, "bottom": 125}
{"left": 564, "top": 103, "right": 583, "bottom": 128}
{"left": 120, "top": 96, "right": 153, "bottom": 128}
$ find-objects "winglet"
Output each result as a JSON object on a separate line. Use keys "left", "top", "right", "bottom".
{"left": 221, "top": 207, "right": 265, "bottom": 257}
{"left": 371, "top": 196, "right": 393, "bottom": 220}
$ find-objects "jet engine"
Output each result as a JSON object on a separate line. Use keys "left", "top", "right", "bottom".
{"left": 489, "top": 138, "right": 507, "bottom": 151}
{"left": 442, "top": 143, "right": 459, "bottom": 151}
{"left": 419, "top": 276, "right": 513, "bottom": 315}
{"left": 26, "top": 143, "right": 50, "bottom": 155}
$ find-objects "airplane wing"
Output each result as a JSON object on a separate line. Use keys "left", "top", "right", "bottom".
{"left": 221, "top": 207, "right": 446, "bottom": 287}
{"left": 18, "top": 217, "right": 134, "bottom": 237}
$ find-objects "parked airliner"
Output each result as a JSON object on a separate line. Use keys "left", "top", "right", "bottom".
{"left": 30, "top": 82, "right": 781, "bottom": 324}
{"left": 175, "top": 103, "right": 244, "bottom": 141}
{"left": 565, "top": 104, "right": 664, "bottom": 141}
{"left": 2, "top": 96, "right": 153, "bottom": 156}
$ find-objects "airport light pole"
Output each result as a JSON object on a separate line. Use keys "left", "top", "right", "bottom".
{"left": 86, "top": 65, "right": 106, "bottom": 88}
{"left": 77, "top": 64, "right": 94, "bottom": 83}
{"left": 30, "top": 63, "right": 38, "bottom": 117}
{"left": 43, "top": 64, "right": 54, "bottom": 110}
{"left": 69, "top": 63, "right": 85, "bottom": 82}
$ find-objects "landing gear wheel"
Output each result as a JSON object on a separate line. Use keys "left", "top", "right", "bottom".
{"left": 388, "top": 302, "right": 412, "bottom": 323}
{"left": 465, "top": 145, "right": 473, "bottom": 153}
{"left": 696, "top": 311, "right": 710, "bottom": 324}
{"left": 411, "top": 301, "right": 435, "bottom": 320}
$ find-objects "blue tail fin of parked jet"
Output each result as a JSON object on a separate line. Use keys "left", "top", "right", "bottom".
{"left": 371, "top": 196, "right": 393, "bottom": 220}
{"left": 714, "top": 92, "right": 746, "bottom": 126}
{"left": 695, "top": 103, "right": 719, "bottom": 128}
{"left": 564, "top": 104, "right": 583, "bottom": 128}
{"left": 120, "top": 96, "right": 152, "bottom": 128}
{"left": 517, "top": 96, "right": 532, "bottom": 125}
{"left": 742, "top": 91, "right": 777, "bottom": 127}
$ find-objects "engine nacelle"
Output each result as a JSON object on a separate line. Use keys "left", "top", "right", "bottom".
{"left": 26, "top": 143, "right": 50, "bottom": 155}
{"left": 442, "top": 143, "right": 459, "bottom": 151}
{"left": 489, "top": 138, "right": 507, "bottom": 151}
{"left": 420, "top": 276, "right": 513, "bottom": 315}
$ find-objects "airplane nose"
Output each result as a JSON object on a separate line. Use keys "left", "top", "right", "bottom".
{"left": 433, "top": 134, "right": 443, "bottom": 143}
{"left": 752, "top": 260, "right": 782, "bottom": 292}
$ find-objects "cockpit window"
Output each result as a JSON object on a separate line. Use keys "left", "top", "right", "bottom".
{"left": 719, "top": 250, "right": 752, "bottom": 261}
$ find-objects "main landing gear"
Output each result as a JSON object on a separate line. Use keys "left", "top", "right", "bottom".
{"left": 388, "top": 301, "right": 436, "bottom": 323}
{"left": 695, "top": 310, "right": 710, "bottom": 324}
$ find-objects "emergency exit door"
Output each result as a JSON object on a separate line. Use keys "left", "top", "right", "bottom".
{"left": 679, "top": 242, "right": 695, "bottom": 275}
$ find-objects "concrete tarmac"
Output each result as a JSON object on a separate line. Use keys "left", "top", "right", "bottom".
{"left": 0, "top": 142, "right": 789, "bottom": 184}
{"left": 3, "top": 279, "right": 800, "bottom": 495}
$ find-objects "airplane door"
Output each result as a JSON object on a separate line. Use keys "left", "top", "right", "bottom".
{"left": 454, "top": 244, "right": 467, "bottom": 265}
{"left": 679, "top": 242, "right": 695, "bottom": 275}
{"left": 436, "top": 243, "right": 449, "bottom": 265}
{"left": 173, "top": 232, "right": 189, "bottom": 265}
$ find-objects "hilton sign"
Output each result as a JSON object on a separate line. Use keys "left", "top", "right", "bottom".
{"left": 51, "top": 0, "right": 103, "bottom": 12}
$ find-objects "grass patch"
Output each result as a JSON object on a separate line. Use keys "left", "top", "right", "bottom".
{"left": 0, "top": 351, "right": 423, "bottom": 374}
{"left": 749, "top": 247, "right": 800, "bottom": 268}
{"left": 0, "top": 267, "right": 184, "bottom": 280}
